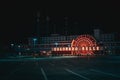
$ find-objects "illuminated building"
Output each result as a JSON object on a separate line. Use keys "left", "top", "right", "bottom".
{"left": 12, "top": 28, "right": 120, "bottom": 56}
{"left": 11, "top": 13, "right": 120, "bottom": 56}
{"left": 13, "top": 32, "right": 103, "bottom": 56}
{"left": 94, "top": 29, "right": 120, "bottom": 55}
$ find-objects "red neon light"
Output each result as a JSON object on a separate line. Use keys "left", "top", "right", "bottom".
{"left": 71, "top": 35, "right": 97, "bottom": 55}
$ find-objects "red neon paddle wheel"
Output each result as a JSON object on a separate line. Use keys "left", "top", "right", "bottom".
{"left": 71, "top": 35, "right": 97, "bottom": 55}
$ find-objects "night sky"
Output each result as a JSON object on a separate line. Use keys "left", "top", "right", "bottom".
{"left": 0, "top": 1, "right": 120, "bottom": 48}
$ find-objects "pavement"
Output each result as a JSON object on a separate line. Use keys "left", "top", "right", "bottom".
{"left": 0, "top": 55, "right": 120, "bottom": 80}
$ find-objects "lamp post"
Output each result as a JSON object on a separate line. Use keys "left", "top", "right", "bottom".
{"left": 55, "top": 42, "right": 58, "bottom": 47}
{"left": 33, "top": 38, "right": 37, "bottom": 53}
{"left": 33, "top": 38, "right": 37, "bottom": 46}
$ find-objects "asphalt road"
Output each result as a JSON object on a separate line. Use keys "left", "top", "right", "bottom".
{"left": 0, "top": 56, "right": 120, "bottom": 80}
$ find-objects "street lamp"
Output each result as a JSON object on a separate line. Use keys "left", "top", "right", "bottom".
{"left": 55, "top": 42, "right": 58, "bottom": 47}
{"left": 33, "top": 38, "right": 37, "bottom": 53}
{"left": 33, "top": 38, "right": 37, "bottom": 46}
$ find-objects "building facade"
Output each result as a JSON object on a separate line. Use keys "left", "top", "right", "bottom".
{"left": 12, "top": 29, "right": 120, "bottom": 56}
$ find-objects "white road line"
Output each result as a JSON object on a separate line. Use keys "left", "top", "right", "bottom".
{"left": 65, "top": 68, "right": 90, "bottom": 80}
{"left": 49, "top": 63, "right": 54, "bottom": 66}
{"left": 41, "top": 68, "right": 48, "bottom": 80}
{"left": 90, "top": 69, "right": 120, "bottom": 78}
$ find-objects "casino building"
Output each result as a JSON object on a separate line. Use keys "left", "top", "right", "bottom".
{"left": 28, "top": 33, "right": 100, "bottom": 56}
{"left": 11, "top": 28, "right": 120, "bottom": 57}
{"left": 11, "top": 14, "right": 120, "bottom": 56}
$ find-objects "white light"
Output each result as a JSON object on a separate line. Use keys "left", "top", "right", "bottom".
{"left": 75, "top": 47, "right": 78, "bottom": 51}
{"left": 96, "top": 46, "right": 99, "bottom": 50}
{"left": 93, "top": 47, "right": 95, "bottom": 51}
{"left": 86, "top": 47, "right": 88, "bottom": 50}
{"left": 18, "top": 45, "right": 20, "bottom": 48}
{"left": 11, "top": 44, "right": 14, "bottom": 46}
{"left": 63, "top": 47, "right": 66, "bottom": 51}
{"left": 72, "top": 47, "right": 74, "bottom": 51}
{"left": 66, "top": 47, "right": 68, "bottom": 51}
{"left": 69, "top": 47, "right": 71, "bottom": 51}
{"left": 56, "top": 48, "right": 59, "bottom": 51}
{"left": 54, "top": 48, "right": 56, "bottom": 51}
{"left": 89, "top": 47, "right": 92, "bottom": 50}
{"left": 82, "top": 47, "right": 85, "bottom": 51}
{"left": 60, "top": 47, "right": 62, "bottom": 51}
{"left": 33, "top": 38, "right": 37, "bottom": 41}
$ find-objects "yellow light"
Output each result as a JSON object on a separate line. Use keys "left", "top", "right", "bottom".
{"left": 63, "top": 47, "right": 66, "bottom": 51}
{"left": 57, "top": 48, "right": 59, "bottom": 51}
{"left": 72, "top": 47, "right": 74, "bottom": 51}
{"left": 60, "top": 47, "right": 62, "bottom": 51}
{"left": 66, "top": 47, "right": 68, "bottom": 51}
{"left": 75, "top": 47, "right": 78, "bottom": 51}
{"left": 54, "top": 48, "right": 56, "bottom": 51}
{"left": 69, "top": 47, "right": 71, "bottom": 51}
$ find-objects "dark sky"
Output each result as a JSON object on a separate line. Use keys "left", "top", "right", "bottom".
{"left": 0, "top": 1, "right": 120, "bottom": 47}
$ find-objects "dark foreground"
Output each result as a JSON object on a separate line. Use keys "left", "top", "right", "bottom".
{"left": 0, "top": 56, "right": 120, "bottom": 80}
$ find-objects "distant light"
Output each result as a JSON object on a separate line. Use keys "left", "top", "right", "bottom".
{"left": 93, "top": 47, "right": 95, "bottom": 51}
{"left": 11, "top": 44, "right": 14, "bottom": 46}
{"left": 55, "top": 42, "right": 58, "bottom": 46}
{"left": 72, "top": 47, "right": 74, "bottom": 51}
{"left": 53, "top": 48, "right": 56, "bottom": 51}
{"left": 63, "top": 47, "right": 66, "bottom": 51}
{"left": 60, "top": 47, "right": 62, "bottom": 51}
{"left": 56, "top": 48, "right": 59, "bottom": 51}
{"left": 75, "top": 47, "right": 78, "bottom": 51}
{"left": 96, "top": 46, "right": 99, "bottom": 51}
{"left": 18, "top": 45, "right": 20, "bottom": 48}
{"left": 89, "top": 47, "right": 92, "bottom": 50}
{"left": 66, "top": 47, "right": 68, "bottom": 51}
{"left": 82, "top": 47, "right": 85, "bottom": 51}
{"left": 33, "top": 38, "right": 37, "bottom": 41}
{"left": 86, "top": 47, "right": 88, "bottom": 50}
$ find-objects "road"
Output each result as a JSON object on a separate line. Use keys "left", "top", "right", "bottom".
{"left": 0, "top": 56, "right": 120, "bottom": 80}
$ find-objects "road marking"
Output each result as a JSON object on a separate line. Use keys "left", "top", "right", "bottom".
{"left": 41, "top": 68, "right": 48, "bottom": 80}
{"left": 65, "top": 68, "right": 90, "bottom": 80}
{"left": 49, "top": 63, "right": 54, "bottom": 66}
{"left": 90, "top": 69, "right": 120, "bottom": 78}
